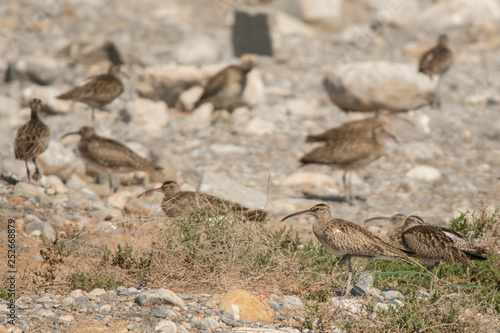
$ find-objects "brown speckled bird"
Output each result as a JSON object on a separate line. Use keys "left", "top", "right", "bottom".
{"left": 282, "top": 204, "right": 411, "bottom": 293}
{"left": 57, "top": 65, "right": 124, "bottom": 122}
{"left": 300, "top": 126, "right": 397, "bottom": 203}
{"left": 61, "top": 126, "right": 161, "bottom": 193}
{"left": 366, "top": 214, "right": 488, "bottom": 258}
{"left": 418, "top": 34, "right": 453, "bottom": 107}
{"left": 194, "top": 55, "right": 255, "bottom": 111}
{"left": 138, "top": 180, "right": 267, "bottom": 222}
{"left": 306, "top": 110, "right": 393, "bottom": 143}
{"left": 400, "top": 215, "right": 487, "bottom": 294}
{"left": 14, "top": 98, "right": 50, "bottom": 183}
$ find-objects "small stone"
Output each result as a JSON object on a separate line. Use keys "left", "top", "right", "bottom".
{"left": 58, "top": 314, "right": 74, "bottom": 323}
{"left": 116, "top": 286, "right": 130, "bottom": 296}
{"left": 155, "top": 319, "right": 178, "bottom": 333}
{"left": 381, "top": 290, "right": 405, "bottom": 300}
{"left": 152, "top": 308, "right": 167, "bottom": 318}
{"left": 61, "top": 297, "right": 73, "bottom": 307}
{"left": 282, "top": 296, "right": 304, "bottom": 310}
{"left": 266, "top": 301, "right": 282, "bottom": 312}
{"left": 89, "top": 288, "right": 106, "bottom": 297}
{"left": 100, "top": 304, "right": 112, "bottom": 313}
{"left": 350, "top": 286, "right": 366, "bottom": 297}
{"left": 406, "top": 165, "right": 442, "bottom": 182}
{"left": 356, "top": 273, "right": 374, "bottom": 288}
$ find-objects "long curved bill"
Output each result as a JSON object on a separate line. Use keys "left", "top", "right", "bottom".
{"left": 364, "top": 216, "right": 391, "bottom": 223}
{"left": 137, "top": 187, "right": 162, "bottom": 198}
{"left": 281, "top": 209, "right": 312, "bottom": 222}
{"left": 61, "top": 131, "right": 80, "bottom": 139}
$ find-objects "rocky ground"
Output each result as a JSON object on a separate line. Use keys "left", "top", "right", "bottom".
{"left": 1, "top": 0, "right": 500, "bottom": 332}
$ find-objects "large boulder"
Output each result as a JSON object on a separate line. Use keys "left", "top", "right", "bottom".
{"left": 413, "top": 0, "right": 500, "bottom": 35}
{"left": 324, "top": 61, "right": 437, "bottom": 112}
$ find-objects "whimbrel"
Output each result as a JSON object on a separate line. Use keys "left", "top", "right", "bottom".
{"left": 400, "top": 215, "right": 487, "bottom": 294}
{"left": 57, "top": 64, "right": 124, "bottom": 123}
{"left": 193, "top": 54, "right": 255, "bottom": 111}
{"left": 14, "top": 98, "right": 50, "bottom": 183}
{"left": 138, "top": 180, "right": 267, "bottom": 222}
{"left": 418, "top": 34, "right": 453, "bottom": 107}
{"left": 300, "top": 126, "right": 397, "bottom": 203}
{"left": 306, "top": 110, "right": 392, "bottom": 143}
{"left": 366, "top": 214, "right": 488, "bottom": 257}
{"left": 61, "top": 126, "right": 161, "bottom": 193}
{"left": 282, "top": 204, "right": 411, "bottom": 294}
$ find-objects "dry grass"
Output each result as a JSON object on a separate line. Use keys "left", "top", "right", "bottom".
{"left": 2, "top": 204, "right": 499, "bottom": 332}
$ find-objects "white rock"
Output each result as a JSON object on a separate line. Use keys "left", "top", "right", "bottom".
{"left": 245, "top": 117, "right": 275, "bottom": 135}
{"left": 156, "top": 289, "right": 187, "bottom": 309}
{"left": 242, "top": 68, "right": 265, "bottom": 108}
{"left": 38, "top": 139, "right": 84, "bottom": 181}
{"left": 414, "top": 0, "right": 500, "bottom": 34}
{"left": 0, "top": 95, "right": 22, "bottom": 129}
{"left": 406, "top": 165, "right": 442, "bottom": 182}
{"left": 370, "top": 0, "right": 422, "bottom": 27}
{"left": 275, "top": 11, "right": 315, "bottom": 37}
{"left": 330, "top": 297, "right": 364, "bottom": 314}
{"left": 173, "top": 36, "right": 219, "bottom": 64}
{"left": 58, "top": 314, "right": 74, "bottom": 323}
{"left": 69, "top": 289, "right": 85, "bottom": 299}
{"left": 283, "top": 172, "right": 336, "bottom": 187}
{"left": 132, "top": 98, "right": 169, "bottom": 128}
{"left": 155, "top": 319, "right": 178, "bottom": 333}
{"left": 65, "top": 174, "right": 87, "bottom": 190}
{"left": 198, "top": 171, "right": 267, "bottom": 209}
{"left": 300, "top": 0, "right": 343, "bottom": 23}
{"left": 178, "top": 85, "right": 204, "bottom": 111}
{"left": 107, "top": 191, "right": 129, "bottom": 209}
{"left": 89, "top": 288, "right": 107, "bottom": 297}
{"left": 286, "top": 98, "right": 313, "bottom": 115}
{"left": 324, "top": 62, "right": 436, "bottom": 112}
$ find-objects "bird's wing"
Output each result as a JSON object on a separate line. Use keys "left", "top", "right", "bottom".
{"left": 14, "top": 121, "right": 50, "bottom": 160}
{"left": 197, "top": 67, "right": 232, "bottom": 102}
{"left": 79, "top": 138, "right": 157, "bottom": 172}
{"left": 300, "top": 139, "right": 380, "bottom": 166}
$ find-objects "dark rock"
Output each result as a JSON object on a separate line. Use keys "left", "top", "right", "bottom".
{"left": 232, "top": 8, "right": 273, "bottom": 57}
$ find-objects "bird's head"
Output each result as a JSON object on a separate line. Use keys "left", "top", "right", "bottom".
{"left": 61, "top": 126, "right": 95, "bottom": 140}
{"left": 281, "top": 203, "right": 331, "bottom": 222}
{"left": 403, "top": 215, "right": 426, "bottom": 231}
{"left": 137, "top": 180, "right": 181, "bottom": 198}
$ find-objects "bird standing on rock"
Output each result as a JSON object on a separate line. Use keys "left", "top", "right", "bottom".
{"left": 14, "top": 98, "right": 50, "bottom": 183}
{"left": 282, "top": 204, "right": 411, "bottom": 294}
{"left": 418, "top": 34, "right": 453, "bottom": 108}
{"left": 57, "top": 64, "right": 124, "bottom": 123}
{"left": 138, "top": 180, "right": 267, "bottom": 222}
{"left": 300, "top": 126, "right": 398, "bottom": 203}
{"left": 61, "top": 126, "right": 162, "bottom": 194}
{"left": 193, "top": 54, "right": 255, "bottom": 112}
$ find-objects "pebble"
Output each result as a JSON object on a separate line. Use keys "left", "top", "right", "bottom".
{"left": 406, "top": 165, "right": 442, "bottom": 182}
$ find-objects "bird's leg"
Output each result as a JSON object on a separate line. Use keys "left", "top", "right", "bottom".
{"left": 108, "top": 172, "right": 114, "bottom": 195}
{"left": 428, "top": 266, "right": 434, "bottom": 297}
{"left": 25, "top": 160, "right": 31, "bottom": 184}
{"left": 346, "top": 257, "right": 353, "bottom": 295}
{"left": 91, "top": 107, "right": 96, "bottom": 126}
{"left": 342, "top": 171, "right": 350, "bottom": 203}
{"left": 32, "top": 157, "right": 42, "bottom": 181}
{"left": 432, "top": 75, "right": 443, "bottom": 108}
{"left": 347, "top": 172, "right": 354, "bottom": 204}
